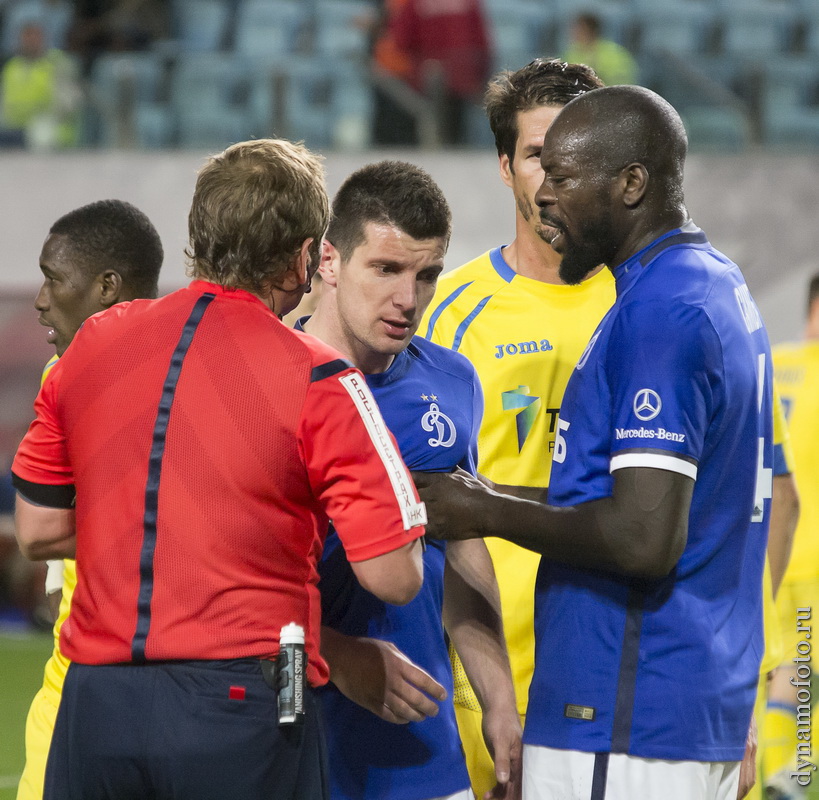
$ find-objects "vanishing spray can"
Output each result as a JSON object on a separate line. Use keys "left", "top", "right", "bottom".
{"left": 277, "top": 622, "right": 306, "bottom": 725}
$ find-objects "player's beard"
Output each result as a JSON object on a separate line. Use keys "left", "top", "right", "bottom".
{"left": 557, "top": 217, "right": 613, "bottom": 285}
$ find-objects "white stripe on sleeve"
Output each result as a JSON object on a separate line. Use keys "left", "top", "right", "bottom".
{"left": 610, "top": 452, "right": 698, "bottom": 480}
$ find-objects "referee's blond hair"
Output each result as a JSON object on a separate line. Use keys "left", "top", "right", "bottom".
{"left": 187, "top": 138, "right": 329, "bottom": 296}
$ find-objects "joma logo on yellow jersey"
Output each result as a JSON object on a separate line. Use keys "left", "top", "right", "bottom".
{"left": 494, "top": 340, "right": 553, "bottom": 359}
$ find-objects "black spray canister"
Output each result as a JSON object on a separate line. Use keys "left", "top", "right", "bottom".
{"left": 277, "top": 622, "right": 306, "bottom": 725}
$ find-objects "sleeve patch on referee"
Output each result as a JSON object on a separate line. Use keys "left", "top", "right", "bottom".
{"left": 11, "top": 473, "right": 76, "bottom": 509}
{"left": 338, "top": 372, "right": 427, "bottom": 530}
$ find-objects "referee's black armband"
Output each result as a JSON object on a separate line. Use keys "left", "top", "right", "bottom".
{"left": 11, "top": 473, "right": 76, "bottom": 509}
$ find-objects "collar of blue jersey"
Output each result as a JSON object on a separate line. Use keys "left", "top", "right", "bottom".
{"left": 293, "top": 314, "right": 417, "bottom": 385}
{"left": 611, "top": 220, "right": 707, "bottom": 294}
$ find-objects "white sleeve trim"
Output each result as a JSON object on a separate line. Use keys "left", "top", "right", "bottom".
{"left": 610, "top": 452, "right": 698, "bottom": 480}
{"left": 339, "top": 372, "right": 427, "bottom": 530}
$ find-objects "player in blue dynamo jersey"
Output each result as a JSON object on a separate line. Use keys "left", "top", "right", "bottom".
{"left": 415, "top": 86, "right": 773, "bottom": 800}
{"left": 297, "top": 161, "right": 521, "bottom": 800}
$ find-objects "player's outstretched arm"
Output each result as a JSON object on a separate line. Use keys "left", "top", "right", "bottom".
{"left": 320, "top": 626, "right": 447, "bottom": 724}
{"left": 443, "top": 539, "right": 521, "bottom": 800}
{"left": 413, "top": 466, "right": 693, "bottom": 580}
{"left": 15, "top": 494, "right": 75, "bottom": 561}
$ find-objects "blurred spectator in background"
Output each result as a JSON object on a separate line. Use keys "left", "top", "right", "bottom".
{"left": 0, "top": 20, "right": 80, "bottom": 148}
{"left": 69, "top": 0, "right": 170, "bottom": 73}
{"left": 373, "top": 0, "right": 491, "bottom": 145}
{"left": 0, "top": 0, "right": 72, "bottom": 59}
{"left": 563, "top": 12, "right": 637, "bottom": 86}
{"left": 371, "top": 0, "right": 416, "bottom": 145}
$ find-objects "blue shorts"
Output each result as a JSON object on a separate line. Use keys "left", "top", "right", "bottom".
{"left": 45, "top": 659, "right": 328, "bottom": 800}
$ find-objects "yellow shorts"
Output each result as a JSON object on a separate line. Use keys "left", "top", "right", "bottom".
{"left": 16, "top": 685, "right": 60, "bottom": 800}
{"left": 454, "top": 703, "right": 526, "bottom": 800}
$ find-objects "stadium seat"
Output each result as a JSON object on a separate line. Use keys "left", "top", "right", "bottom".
{"left": 171, "top": 0, "right": 232, "bottom": 51}
{"left": 681, "top": 106, "right": 750, "bottom": 153}
{"left": 716, "top": 4, "right": 797, "bottom": 58}
{"left": 313, "top": 0, "right": 376, "bottom": 60}
{"left": 801, "top": 9, "right": 819, "bottom": 56}
{"left": 636, "top": 5, "right": 716, "bottom": 56}
{"left": 90, "top": 53, "right": 173, "bottom": 148}
{"left": 759, "top": 57, "right": 819, "bottom": 149}
{"left": 485, "top": 0, "right": 550, "bottom": 71}
{"left": 171, "top": 53, "right": 255, "bottom": 148}
{"left": 760, "top": 57, "right": 819, "bottom": 111}
{"left": 763, "top": 108, "right": 819, "bottom": 150}
{"left": 248, "top": 56, "right": 372, "bottom": 150}
{"left": 234, "top": 0, "right": 308, "bottom": 58}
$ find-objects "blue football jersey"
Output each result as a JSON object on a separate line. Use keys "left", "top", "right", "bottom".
{"left": 298, "top": 326, "right": 482, "bottom": 800}
{"left": 524, "top": 224, "right": 773, "bottom": 762}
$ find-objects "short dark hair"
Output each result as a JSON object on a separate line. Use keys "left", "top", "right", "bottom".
{"left": 50, "top": 199, "right": 163, "bottom": 299}
{"left": 809, "top": 273, "right": 819, "bottom": 311}
{"left": 187, "top": 139, "right": 329, "bottom": 295}
{"left": 485, "top": 58, "right": 603, "bottom": 163}
{"left": 326, "top": 161, "right": 451, "bottom": 261}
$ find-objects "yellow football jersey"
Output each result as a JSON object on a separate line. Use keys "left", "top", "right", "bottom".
{"left": 422, "top": 248, "right": 615, "bottom": 713}
{"left": 18, "top": 356, "right": 74, "bottom": 800}
{"left": 773, "top": 340, "right": 819, "bottom": 584}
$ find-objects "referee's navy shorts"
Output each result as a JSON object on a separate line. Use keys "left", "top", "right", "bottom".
{"left": 44, "top": 659, "right": 328, "bottom": 800}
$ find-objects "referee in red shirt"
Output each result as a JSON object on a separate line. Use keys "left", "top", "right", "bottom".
{"left": 12, "top": 138, "right": 426, "bottom": 800}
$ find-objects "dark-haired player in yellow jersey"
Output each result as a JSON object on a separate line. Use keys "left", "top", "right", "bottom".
{"left": 17, "top": 199, "right": 163, "bottom": 800}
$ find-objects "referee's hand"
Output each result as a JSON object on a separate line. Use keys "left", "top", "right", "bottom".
{"left": 322, "top": 628, "right": 446, "bottom": 724}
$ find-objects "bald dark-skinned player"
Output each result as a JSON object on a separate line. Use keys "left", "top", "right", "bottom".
{"left": 415, "top": 86, "right": 774, "bottom": 799}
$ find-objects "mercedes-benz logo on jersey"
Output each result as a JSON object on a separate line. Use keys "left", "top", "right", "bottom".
{"left": 421, "top": 402, "right": 456, "bottom": 448}
{"left": 633, "top": 389, "right": 662, "bottom": 421}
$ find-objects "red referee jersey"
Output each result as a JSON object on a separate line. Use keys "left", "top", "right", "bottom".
{"left": 13, "top": 280, "right": 425, "bottom": 685}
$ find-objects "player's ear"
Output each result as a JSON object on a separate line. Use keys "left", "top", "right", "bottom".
{"left": 276, "top": 237, "right": 313, "bottom": 293}
{"left": 292, "top": 237, "right": 314, "bottom": 289}
{"left": 319, "top": 239, "right": 341, "bottom": 287}
{"left": 98, "top": 270, "right": 124, "bottom": 308}
{"left": 499, "top": 153, "right": 514, "bottom": 189}
{"left": 620, "top": 163, "right": 649, "bottom": 208}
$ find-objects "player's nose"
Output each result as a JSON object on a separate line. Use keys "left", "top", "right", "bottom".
{"left": 535, "top": 175, "right": 557, "bottom": 209}
{"left": 34, "top": 283, "right": 49, "bottom": 310}
{"left": 392, "top": 276, "right": 418, "bottom": 311}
